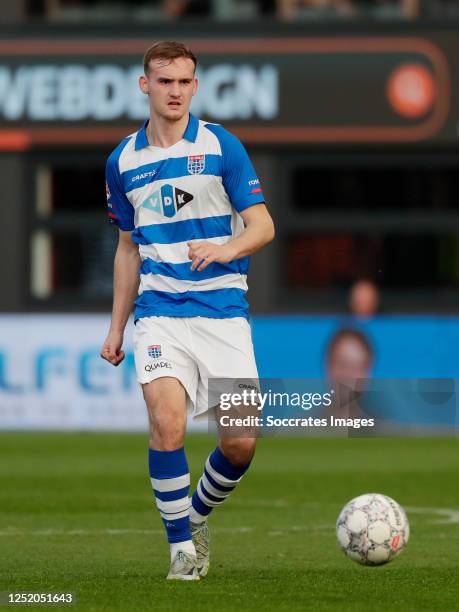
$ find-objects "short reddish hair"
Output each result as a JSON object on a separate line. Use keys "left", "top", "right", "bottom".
{"left": 143, "top": 41, "right": 197, "bottom": 75}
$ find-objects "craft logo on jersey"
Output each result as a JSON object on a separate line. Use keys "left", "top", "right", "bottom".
{"left": 141, "top": 185, "right": 193, "bottom": 218}
{"left": 147, "top": 345, "right": 162, "bottom": 358}
{"left": 187, "top": 154, "right": 205, "bottom": 175}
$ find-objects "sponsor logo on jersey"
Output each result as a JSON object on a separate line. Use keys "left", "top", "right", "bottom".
{"left": 141, "top": 185, "right": 193, "bottom": 218}
{"left": 147, "top": 345, "right": 161, "bottom": 358}
{"left": 187, "top": 154, "right": 205, "bottom": 175}
{"left": 131, "top": 170, "right": 157, "bottom": 183}
{"left": 248, "top": 178, "right": 262, "bottom": 194}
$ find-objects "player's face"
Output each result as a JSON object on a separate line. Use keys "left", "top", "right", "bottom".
{"left": 140, "top": 57, "right": 197, "bottom": 122}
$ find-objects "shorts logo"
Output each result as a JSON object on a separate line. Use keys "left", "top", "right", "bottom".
{"left": 145, "top": 361, "right": 172, "bottom": 372}
{"left": 187, "top": 154, "right": 205, "bottom": 175}
{"left": 147, "top": 345, "right": 161, "bottom": 358}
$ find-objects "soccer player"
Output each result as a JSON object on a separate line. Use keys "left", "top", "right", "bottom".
{"left": 100, "top": 41, "right": 275, "bottom": 581}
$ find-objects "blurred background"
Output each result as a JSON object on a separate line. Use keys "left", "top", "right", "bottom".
{"left": 1, "top": 0, "right": 458, "bottom": 430}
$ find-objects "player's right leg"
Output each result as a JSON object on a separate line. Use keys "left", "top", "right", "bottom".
{"left": 143, "top": 377, "right": 199, "bottom": 581}
{"left": 133, "top": 317, "right": 200, "bottom": 581}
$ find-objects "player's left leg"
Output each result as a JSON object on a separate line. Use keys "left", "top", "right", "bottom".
{"left": 190, "top": 436, "right": 256, "bottom": 521}
{"left": 187, "top": 317, "right": 260, "bottom": 576}
{"left": 189, "top": 437, "right": 256, "bottom": 577}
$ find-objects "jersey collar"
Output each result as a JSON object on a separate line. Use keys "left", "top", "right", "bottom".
{"left": 135, "top": 112, "right": 199, "bottom": 150}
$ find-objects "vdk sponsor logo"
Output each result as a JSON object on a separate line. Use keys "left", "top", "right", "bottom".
{"left": 141, "top": 185, "right": 193, "bottom": 218}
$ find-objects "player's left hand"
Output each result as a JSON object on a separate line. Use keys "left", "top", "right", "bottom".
{"left": 187, "top": 240, "right": 236, "bottom": 271}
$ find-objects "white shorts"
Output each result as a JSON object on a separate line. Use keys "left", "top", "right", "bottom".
{"left": 133, "top": 316, "right": 259, "bottom": 417}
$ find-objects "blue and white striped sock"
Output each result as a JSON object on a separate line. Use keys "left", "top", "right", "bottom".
{"left": 148, "top": 447, "right": 195, "bottom": 560}
{"left": 189, "top": 447, "right": 251, "bottom": 524}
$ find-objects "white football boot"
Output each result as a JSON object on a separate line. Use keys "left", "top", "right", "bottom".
{"left": 166, "top": 551, "right": 200, "bottom": 581}
{"left": 190, "top": 521, "right": 210, "bottom": 577}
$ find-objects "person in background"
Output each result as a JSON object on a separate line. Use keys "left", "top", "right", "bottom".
{"left": 325, "top": 328, "right": 374, "bottom": 419}
{"left": 276, "top": 0, "right": 418, "bottom": 19}
{"left": 276, "top": 0, "right": 355, "bottom": 19}
{"left": 349, "top": 279, "right": 379, "bottom": 319}
{"left": 163, "top": 0, "right": 211, "bottom": 17}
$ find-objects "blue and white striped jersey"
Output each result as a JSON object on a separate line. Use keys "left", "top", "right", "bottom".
{"left": 106, "top": 113, "right": 265, "bottom": 320}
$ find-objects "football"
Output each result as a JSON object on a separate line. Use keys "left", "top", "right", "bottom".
{"left": 336, "top": 493, "right": 410, "bottom": 566}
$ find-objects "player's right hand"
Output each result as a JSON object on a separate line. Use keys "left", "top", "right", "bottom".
{"left": 100, "top": 330, "right": 125, "bottom": 366}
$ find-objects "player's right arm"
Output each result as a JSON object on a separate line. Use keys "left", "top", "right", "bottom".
{"left": 101, "top": 140, "right": 138, "bottom": 366}
{"left": 100, "top": 230, "right": 140, "bottom": 366}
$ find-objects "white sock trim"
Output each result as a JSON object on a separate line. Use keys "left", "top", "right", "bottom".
{"left": 205, "top": 458, "right": 241, "bottom": 486}
{"left": 189, "top": 504, "right": 207, "bottom": 525}
{"left": 197, "top": 481, "right": 221, "bottom": 507}
{"left": 159, "top": 508, "right": 190, "bottom": 521}
{"left": 201, "top": 473, "right": 231, "bottom": 499}
{"left": 156, "top": 496, "right": 190, "bottom": 514}
{"left": 151, "top": 474, "right": 190, "bottom": 492}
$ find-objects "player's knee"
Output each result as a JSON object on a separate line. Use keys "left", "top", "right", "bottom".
{"left": 144, "top": 383, "right": 186, "bottom": 451}
{"left": 149, "top": 413, "right": 185, "bottom": 451}
{"left": 220, "top": 437, "right": 256, "bottom": 466}
{"left": 149, "top": 429, "right": 184, "bottom": 451}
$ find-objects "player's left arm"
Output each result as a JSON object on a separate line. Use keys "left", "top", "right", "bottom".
{"left": 188, "top": 126, "right": 275, "bottom": 272}
{"left": 188, "top": 203, "right": 274, "bottom": 271}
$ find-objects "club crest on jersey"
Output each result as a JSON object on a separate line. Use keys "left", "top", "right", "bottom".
{"left": 147, "top": 345, "right": 161, "bottom": 358}
{"left": 187, "top": 154, "right": 205, "bottom": 175}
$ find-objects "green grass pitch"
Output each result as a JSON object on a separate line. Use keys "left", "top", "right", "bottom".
{"left": 1, "top": 433, "right": 458, "bottom": 611}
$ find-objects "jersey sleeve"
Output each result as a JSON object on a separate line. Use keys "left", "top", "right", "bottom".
{"left": 105, "top": 143, "right": 135, "bottom": 231}
{"left": 205, "top": 124, "right": 265, "bottom": 213}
